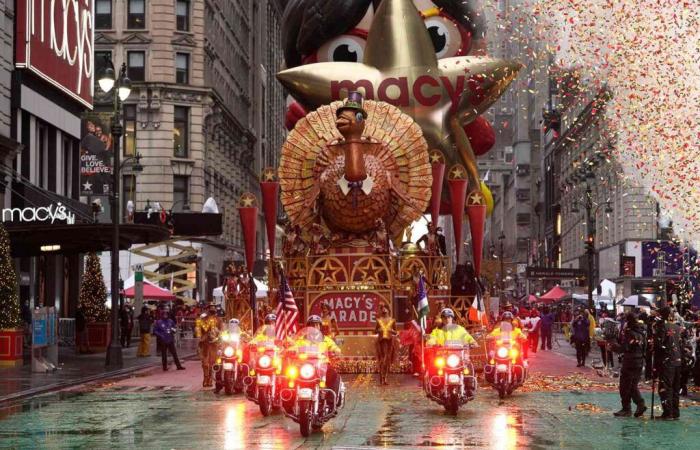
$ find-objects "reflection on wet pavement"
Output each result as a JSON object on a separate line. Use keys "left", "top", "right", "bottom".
{"left": 0, "top": 376, "right": 699, "bottom": 449}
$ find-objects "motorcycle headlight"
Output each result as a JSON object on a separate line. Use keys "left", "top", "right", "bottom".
{"left": 510, "top": 348, "right": 519, "bottom": 359}
{"left": 223, "top": 346, "right": 234, "bottom": 358}
{"left": 220, "top": 332, "right": 230, "bottom": 342}
{"left": 497, "top": 347, "right": 509, "bottom": 359}
{"left": 286, "top": 366, "right": 298, "bottom": 379}
{"left": 434, "top": 357, "right": 446, "bottom": 368}
{"left": 446, "top": 354, "right": 461, "bottom": 368}
{"left": 258, "top": 355, "right": 272, "bottom": 368}
{"left": 300, "top": 363, "right": 315, "bottom": 379}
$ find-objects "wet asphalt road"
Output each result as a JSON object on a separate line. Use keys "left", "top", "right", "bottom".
{"left": 1, "top": 368, "right": 700, "bottom": 450}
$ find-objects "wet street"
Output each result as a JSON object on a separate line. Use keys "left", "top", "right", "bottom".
{"left": 1, "top": 358, "right": 700, "bottom": 450}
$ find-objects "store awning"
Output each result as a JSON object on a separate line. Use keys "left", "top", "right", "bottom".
{"left": 6, "top": 223, "right": 170, "bottom": 257}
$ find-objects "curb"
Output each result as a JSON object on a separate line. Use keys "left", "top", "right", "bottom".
{"left": 0, "top": 352, "right": 198, "bottom": 404}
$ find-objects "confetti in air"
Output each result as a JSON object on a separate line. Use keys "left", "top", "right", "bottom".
{"left": 484, "top": 0, "right": 700, "bottom": 245}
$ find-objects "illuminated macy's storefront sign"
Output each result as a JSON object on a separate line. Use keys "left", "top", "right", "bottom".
{"left": 1, "top": 203, "right": 75, "bottom": 224}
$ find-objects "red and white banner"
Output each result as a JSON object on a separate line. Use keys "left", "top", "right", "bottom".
{"left": 16, "top": 0, "right": 94, "bottom": 108}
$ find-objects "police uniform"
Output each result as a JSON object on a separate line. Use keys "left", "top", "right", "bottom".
{"left": 611, "top": 319, "right": 646, "bottom": 416}
{"left": 655, "top": 317, "right": 683, "bottom": 419}
{"left": 428, "top": 324, "right": 477, "bottom": 347}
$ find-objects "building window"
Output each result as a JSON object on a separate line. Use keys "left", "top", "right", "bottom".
{"left": 95, "top": 51, "right": 112, "bottom": 85}
{"left": 123, "top": 105, "right": 137, "bottom": 156}
{"left": 127, "top": 51, "right": 145, "bottom": 81}
{"left": 173, "top": 175, "right": 189, "bottom": 211}
{"left": 95, "top": 0, "right": 112, "bottom": 29}
{"left": 123, "top": 175, "right": 136, "bottom": 220}
{"left": 516, "top": 213, "right": 531, "bottom": 225}
{"left": 127, "top": 0, "right": 146, "bottom": 29}
{"left": 176, "top": 0, "right": 190, "bottom": 31}
{"left": 173, "top": 106, "right": 189, "bottom": 157}
{"left": 175, "top": 53, "right": 189, "bottom": 84}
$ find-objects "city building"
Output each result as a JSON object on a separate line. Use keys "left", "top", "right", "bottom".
{"left": 543, "top": 82, "right": 684, "bottom": 304}
{"left": 93, "top": 0, "right": 286, "bottom": 302}
{"left": 479, "top": 0, "right": 549, "bottom": 299}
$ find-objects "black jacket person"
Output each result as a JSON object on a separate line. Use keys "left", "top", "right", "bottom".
{"left": 610, "top": 312, "right": 647, "bottom": 417}
{"left": 654, "top": 307, "right": 683, "bottom": 420}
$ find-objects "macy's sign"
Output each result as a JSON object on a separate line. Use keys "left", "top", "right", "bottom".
{"left": 15, "top": 0, "right": 94, "bottom": 107}
{"left": 1, "top": 203, "right": 75, "bottom": 224}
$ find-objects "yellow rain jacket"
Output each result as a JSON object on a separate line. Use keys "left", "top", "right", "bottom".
{"left": 427, "top": 323, "right": 477, "bottom": 347}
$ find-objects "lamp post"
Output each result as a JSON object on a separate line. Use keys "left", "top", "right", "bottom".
{"left": 572, "top": 173, "right": 613, "bottom": 314}
{"left": 99, "top": 57, "right": 132, "bottom": 369}
{"left": 498, "top": 231, "right": 506, "bottom": 300}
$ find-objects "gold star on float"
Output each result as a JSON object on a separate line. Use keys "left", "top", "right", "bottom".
{"left": 260, "top": 167, "right": 278, "bottom": 182}
{"left": 276, "top": 0, "right": 520, "bottom": 192}
{"left": 315, "top": 258, "right": 343, "bottom": 284}
{"left": 353, "top": 257, "right": 386, "bottom": 284}
{"left": 429, "top": 150, "right": 445, "bottom": 165}
{"left": 238, "top": 192, "right": 257, "bottom": 208}
{"left": 448, "top": 164, "right": 466, "bottom": 180}
{"left": 467, "top": 192, "right": 485, "bottom": 206}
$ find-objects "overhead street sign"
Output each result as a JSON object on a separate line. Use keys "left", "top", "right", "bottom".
{"left": 525, "top": 267, "right": 586, "bottom": 280}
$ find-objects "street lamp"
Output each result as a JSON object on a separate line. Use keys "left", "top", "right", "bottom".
{"left": 572, "top": 174, "right": 613, "bottom": 314}
{"left": 100, "top": 57, "right": 132, "bottom": 369}
{"left": 498, "top": 231, "right": 506, "bottom": 300}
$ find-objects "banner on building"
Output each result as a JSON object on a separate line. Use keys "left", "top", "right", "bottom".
{"left": 80, "top": 112, "right": 114, "bottom": 197}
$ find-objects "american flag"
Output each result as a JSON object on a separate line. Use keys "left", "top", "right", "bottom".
{"left": 274, "top": 272, "right": 299, "bottom": 340}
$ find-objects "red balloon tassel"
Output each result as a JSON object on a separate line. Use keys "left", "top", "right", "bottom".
{"left": 466, "top": 202, "right": 487, "bottom": 276}
{"left": 447, "top": 165, "right": 469, "bottom": 262}
{"left": 260, "top": 179, "right": 279, "bottom": 258}
{"left": 237, "top": 193, "right": 258, "bottom": 274}
{"left": 429, "top": 150, "right": 446, "bottom": 226}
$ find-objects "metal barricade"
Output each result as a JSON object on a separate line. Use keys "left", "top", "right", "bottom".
{"left": 58, "top": 318, "right": 76, "bottom": 347}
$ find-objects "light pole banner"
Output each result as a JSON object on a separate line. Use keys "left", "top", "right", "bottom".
{"left": 80, "top": 112, "right": 114, "bottom": 197}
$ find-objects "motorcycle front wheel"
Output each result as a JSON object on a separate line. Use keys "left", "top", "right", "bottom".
{"left": 259, "top": 387, "right": 272, "bottom": 416}
{"left": 498, "top": 385, "right": 507, "bottom": 399}
{"left": 445, "top": 391, "right": 460, "bottom": 415}
{"left": 299, "top": 400, "right": 312, "bottom": 437}
{"left": 224, "top": 372, "right": 234, "bottom": 395}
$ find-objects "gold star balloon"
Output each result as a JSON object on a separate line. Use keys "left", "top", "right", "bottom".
{"left": 277, "top": 0, "right": 521, "bottom": 193}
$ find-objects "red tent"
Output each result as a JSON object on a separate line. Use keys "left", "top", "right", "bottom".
{"left": 538, "top": 285, "right": 570, "bottom": 303}
{"left": 122, "top": 283, "right": 176, "bottom": 301}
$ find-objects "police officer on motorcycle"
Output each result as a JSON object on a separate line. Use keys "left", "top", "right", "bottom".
{"left": 427, "top": 308, "right": 477, "bottom": 347}
{"left": 291, "top": 315, "right": 342, "bottom": 403}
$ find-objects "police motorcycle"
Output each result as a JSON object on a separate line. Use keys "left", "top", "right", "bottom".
{"left": 244, "top": 323, "right": 284, "bottom": 416}
{"left": 213, "top": 319, "right": 247, "bottom": 395}
{"left": 423, "top": 325, "right": 478, "bottom": 415}
{"left": 484, "top": 320, "right": 527, "bottom": 399}
{"left": 281, "top": 326, "right": 345, "bottom": 437}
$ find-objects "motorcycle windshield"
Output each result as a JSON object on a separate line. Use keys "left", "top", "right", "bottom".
{"left": 255, "top": 325, "right": 277, "bottom": 345}
{"left": 295, "top": 327, "right": 324, "bottom": 355}
{"left": 499, "top": 321, "right": 514, "bottom": 343}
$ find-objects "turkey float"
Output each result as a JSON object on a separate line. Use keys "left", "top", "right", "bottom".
{"left": 279, "top": 93, "right": 432, "bottom": 244}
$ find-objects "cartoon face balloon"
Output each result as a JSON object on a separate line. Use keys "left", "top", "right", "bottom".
{"left": 280, "top": 0, "right": 519, "bottom": 192}
{"left": 282, "top": 0, "right": 496, "bottom": 156}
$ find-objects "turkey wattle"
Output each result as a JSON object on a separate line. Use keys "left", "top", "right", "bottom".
{"left": 318, "top": 138, "right": 396, "bottom": 234}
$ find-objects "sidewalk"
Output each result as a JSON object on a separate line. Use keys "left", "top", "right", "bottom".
{"left": 0, "top": 337, "right": 198, "bottom": 403}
